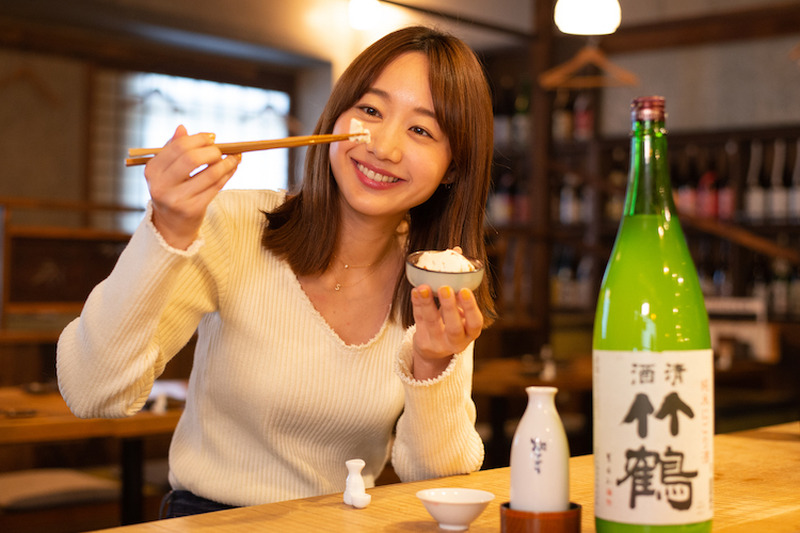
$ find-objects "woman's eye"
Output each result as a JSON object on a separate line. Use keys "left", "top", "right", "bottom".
{"left": 411, "top": 126, "right": 433, "bottom": 138}
{"left": 358, "top": 105, "right": 380, "bottom": 117}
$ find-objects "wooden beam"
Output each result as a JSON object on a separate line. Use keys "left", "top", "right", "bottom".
{"left": 381, "top": 0, "right": 534, "bottom": 40}
{"left": 530, "top": 0, "right": 556, "bottom": 337}
{"left": 600, "top": 2, "right": 800, "bottom": 55}
{"left": 0, "top": 15, "right": 296, "bottom": 92}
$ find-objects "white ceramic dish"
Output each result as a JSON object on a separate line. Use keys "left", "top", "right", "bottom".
{"left": 405, "top": 251, "right": 484, "bottom": 293}
{"left": 416, "top": 487, "right": 495, "bottom": 531}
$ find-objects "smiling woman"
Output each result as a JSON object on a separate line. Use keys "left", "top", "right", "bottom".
{"left": 58, "top": 25, "right": 495, "bottom": 519}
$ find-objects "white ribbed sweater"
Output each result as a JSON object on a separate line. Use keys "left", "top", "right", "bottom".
{"left": 57, "top": 189, "right": 483, "bottom": 507}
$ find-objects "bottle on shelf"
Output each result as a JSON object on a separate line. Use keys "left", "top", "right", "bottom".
{"left": 572, "top": 91, "right": 594, "bottom": 142}
{"left": 513, "top": 165, "right": 531, "bottom": 224}
{"left": 767, "top": 138, "right": 789, "bottom": 223}
{"left": 511, "top": 77, "right": 531, "bottom": 151}
{"left": 552, "top": 89, "right": 573, "bottom": 143}
{"left": 769, "top": 234, "right": 791, "bottom": 317}
{"left": 712, "top": 241, "right": 733, "bottom": 298}
{"left": 695, "top": 238, "right": 716, "bottom": 296}
{"left": 488, "top": 170, "right": 515, "bottom": 226}
{"left": 770, "top": 256, "right": 790, "bottom": 318}
{"left": 559, "top": 171, "right": 582, "bottom": 225}
{"left": 552, "top": 245, "right": 577, "bottom": 309}
{"left": 549, "top": 245, "right": 568, "bottom": 308}
{"left": 575, "top": 255, "right": 594, "bottom": 309}
{"left": 750, "top": 255, "right": 770, "bottom": 305}
{"left": 593, "top": 96, "right": 713, "bottom": 533}
{"left": 743, "top": 140, "right": 767, "bottom": 222}
{"left": 695, "top": 147, "right": 718, "bottom": 219}
{"left": 716, "top": 141, "right": 737, "bottom": 221}
{"left": 581, "top": 178, "right": 596, "bottom": 225}
{"left": 605, "top": 146, "right": 628, "bottom": 223}
{"left": 673, "top": 149, "right": 697, "bottom": 217}
{"left": 550, "top": 245, "right": 595, "bottom": 311}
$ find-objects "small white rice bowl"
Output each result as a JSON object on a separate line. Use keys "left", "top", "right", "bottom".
{"left": 405, "top": 251, "right": 484, "bottom": 293}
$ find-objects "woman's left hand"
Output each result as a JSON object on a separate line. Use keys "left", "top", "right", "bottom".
{"left": 410, "top": 285, "right": 484, "bottom": 380}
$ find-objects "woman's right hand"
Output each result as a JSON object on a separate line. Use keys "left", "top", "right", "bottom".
{"left": 144, "top": 125, "right": 242, "bottom": 250}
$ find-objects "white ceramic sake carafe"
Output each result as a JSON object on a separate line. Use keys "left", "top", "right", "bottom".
{"left": 343, "top": 459, "right": 371, "bottom": 508}
{"left": 509, "top": 386, "right": 570, "bottom": 512}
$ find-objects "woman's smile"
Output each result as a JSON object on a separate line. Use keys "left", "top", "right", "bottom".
{"left": 354, "top": 159, "right": 401, "bottom": 186}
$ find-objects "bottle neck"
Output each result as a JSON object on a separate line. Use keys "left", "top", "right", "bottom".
{"left": 624, "top": 119, "right": 676, "bottom": 218}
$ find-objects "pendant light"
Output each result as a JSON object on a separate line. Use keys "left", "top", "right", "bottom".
{"left": 349, "top": 0, "right": 382, "bottom": 30}
{"left": 554, "top": 0, "right": 622, "bottom": 35}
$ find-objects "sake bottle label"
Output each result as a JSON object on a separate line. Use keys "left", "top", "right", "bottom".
{"left": 593, "top": 349, "right": 714, "bottom": 525}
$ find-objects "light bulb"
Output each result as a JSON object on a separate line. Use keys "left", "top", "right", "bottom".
{"left": 349, "top": 0, "right": 382, "bottom": 31}
{"left": 554, "top": 0, "right": 621, "bottom": 36}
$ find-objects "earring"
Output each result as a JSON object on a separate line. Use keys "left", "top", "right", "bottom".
{"left": 442, "top": 171, "right": 456, "bottom": 189}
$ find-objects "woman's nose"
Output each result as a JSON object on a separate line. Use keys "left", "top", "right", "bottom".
{"left": 366, "top": 124, "right": 402, "bottom": 162}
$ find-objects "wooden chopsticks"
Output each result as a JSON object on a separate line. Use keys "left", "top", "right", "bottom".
{"left": 125, "top": 132, "right": 364, "bottom": 166}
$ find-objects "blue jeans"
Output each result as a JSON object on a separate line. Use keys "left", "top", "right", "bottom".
{"left": 160, "top": 490, "right": 238, "bottom": 519}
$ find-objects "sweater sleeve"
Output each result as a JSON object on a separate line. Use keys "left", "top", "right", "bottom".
{"left": 390, "top": 326, "right": 485, "bottom": 481}
{"left": 56, "top": 202, "right": 230, "bottom": 419}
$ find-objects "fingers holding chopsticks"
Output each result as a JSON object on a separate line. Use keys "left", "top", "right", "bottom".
{"left": 145, "top": 125, "right": 242, "bottom": 250}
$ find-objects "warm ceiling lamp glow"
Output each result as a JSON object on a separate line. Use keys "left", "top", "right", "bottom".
{"left": 349, "top": 0, "right": 382, "bottom": 30}
{"left": 554, "top": 0, "right": 622, "bottom": 35}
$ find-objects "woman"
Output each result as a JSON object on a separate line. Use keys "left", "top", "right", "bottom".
{"left": 57, "top": 25, "right": 496, "bottom": 517}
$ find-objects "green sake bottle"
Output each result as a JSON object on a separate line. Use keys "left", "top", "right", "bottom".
{"left": 593, "top": 96, "right": 714, "bottom": 533}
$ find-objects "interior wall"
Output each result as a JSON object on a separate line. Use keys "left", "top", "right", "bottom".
{"left": 599, "top": 0, "right": 800, "bottom": 134}
{"left": 600, "top": 34, "right": 800, "bottom": 135}
{"left": 619, "top": 0, "right": 778, "bottom": 25}
{"left": 0, "top": 50, "right": 89, "bottom": 225}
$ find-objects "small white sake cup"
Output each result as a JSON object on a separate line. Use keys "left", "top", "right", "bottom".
{"left": 416, "top": 487, "right": 495, "bottom": 531}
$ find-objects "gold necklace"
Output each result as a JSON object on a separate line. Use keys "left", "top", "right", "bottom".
{"left": 333, "top": 268, "right": 379, "bottom": 292}
{"left": 340, "top": 260, "right": 373, "bottom": 270}
{"left": 332, "top": 245, "right": 397, "bottom": 292}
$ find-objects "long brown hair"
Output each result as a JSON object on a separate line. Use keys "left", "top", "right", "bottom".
{"left": 263, "top": 26, "right": 496, "bottom": 328}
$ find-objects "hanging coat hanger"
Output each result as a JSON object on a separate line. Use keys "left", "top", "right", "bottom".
{"left": 538, "top": 43, "right": 639, "bottom": 90}
{"left": 0, "top": 66, "right": 61, "bottom": 106}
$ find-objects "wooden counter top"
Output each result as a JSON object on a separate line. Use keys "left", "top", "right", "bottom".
{"left": 0, "top": 386, "right": 182, "bottom": 444}
{"left": 92, "top": 422, "right": 799, "bottom": 532}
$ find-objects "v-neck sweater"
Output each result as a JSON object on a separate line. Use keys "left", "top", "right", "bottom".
{"left": 56, "top": 189, "right": 483, "bottom": 507}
